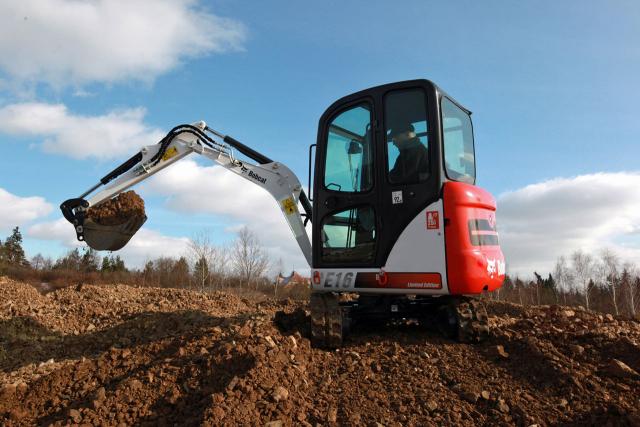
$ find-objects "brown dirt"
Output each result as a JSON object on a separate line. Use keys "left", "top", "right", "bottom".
{"left": 86, "top": 191, "right": 145, "bottom": 226}
{"left": 1, "top": 277, "right": 639, "bottom": 426}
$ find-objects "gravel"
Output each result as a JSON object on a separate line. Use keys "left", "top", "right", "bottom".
{"left": 1, "top": 277, "right": 639, "bottom": 426}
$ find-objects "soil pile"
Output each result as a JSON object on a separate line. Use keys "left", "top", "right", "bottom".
{"left": 1, "top": 277, "right": 639, "bottom": 426}
{"left": 86, "top": 191, "right": 145, "bottom": 226}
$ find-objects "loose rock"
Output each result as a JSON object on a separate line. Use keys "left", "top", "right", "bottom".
{"left": 0, "top": 278, "right": 638, "bottom": 426}
{"left": 272, "top": 386, "right": 289, "bottom": 402}
{"left": 495, "top": 345, "right": 509, "bottom": 359}
{"left": 604, "top": 359, "right": 640, "bottom": 379}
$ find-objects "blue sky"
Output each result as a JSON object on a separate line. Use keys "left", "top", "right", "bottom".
{"left": 0, "top": 0, "right": 639, "bottom": 275}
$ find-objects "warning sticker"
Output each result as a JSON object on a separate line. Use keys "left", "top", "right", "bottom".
{"left": 426, "top": 211, "right": 439, "bottom": 230}
{"left": 281, "top": 197, "right": 298, "bottom": 215}
{"left": 162, "top": 146, "right": 179, "bottom": 162}
{"left": 391, "top": 190, "right": 403, "bottom": 204}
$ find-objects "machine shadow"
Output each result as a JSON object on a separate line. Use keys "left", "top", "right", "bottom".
{"left": 136, "top": 352, "right": 255, "bottom": 426}
{"left": 472, "top": 332, "right": 587, "bottom": 399}
{"left": 472, "top": 304, "right": 640, "bottom": 401}
{"left": 0, "top": 310, "right": 225, "bottom": 373}
{"left": 273, "top": 306, "right": 446, "bottom": 347}
{"left": 25, "top": 310, "right": 256, "bottom": 426}
{"left": 556, "top": 407, "right": 637, "bottom": 427}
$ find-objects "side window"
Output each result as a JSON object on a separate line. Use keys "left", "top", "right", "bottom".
{"left": 442, "top": 97, "right": 475, "bottom": 184}
{"left": 324, "top": 103, "right": 373, "bottom": 193}
{"left": 321, "top": 206, "right": 376, "bottom": 263}
{"left": 385, "top": 89, "right": 429, "bottom": 185}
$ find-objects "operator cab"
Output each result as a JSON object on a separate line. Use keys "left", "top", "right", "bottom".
{"left": 312, "top": 79, "right": 477, "bottom": 269}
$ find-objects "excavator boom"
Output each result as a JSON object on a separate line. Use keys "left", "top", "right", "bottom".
{"left": 60, "top": 122, "right": 312, "bottom": 265}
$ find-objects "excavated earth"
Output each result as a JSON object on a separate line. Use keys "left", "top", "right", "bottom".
{"left": 1, "top": 277, "right": 639, "bottom": 426}
{"left": 86, "top": 191, "right": 146, "bottom": 226}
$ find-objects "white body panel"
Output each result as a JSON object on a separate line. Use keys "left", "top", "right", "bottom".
{"left": 384, "top": 200, "right": 449, "bottom": 294}
{"left": 311, "top": 201, "right": 449, "bottom": 295}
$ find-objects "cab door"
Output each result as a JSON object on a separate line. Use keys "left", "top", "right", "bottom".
{"left": 313, "top": 99, "right": 379, "bottom": 268}
{"left": 375, "top": 85, "right": 442, "bottom": 266}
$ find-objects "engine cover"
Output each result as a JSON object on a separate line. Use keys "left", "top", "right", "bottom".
{"left": 443, "top": 182, "right": 505, "bottom": 294}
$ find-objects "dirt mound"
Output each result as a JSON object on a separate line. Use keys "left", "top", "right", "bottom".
{"left": 1, "top": 278, "right": 639, "bottom": 426}
{"left": 86, "top": 190, "right": 145, "bottom": 226}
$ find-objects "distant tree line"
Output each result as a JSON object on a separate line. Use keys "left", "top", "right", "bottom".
{"left": 0, "top": 225, "right": 281, "bottom": 296}
{"left": 6, "top": 224, "right": 636, "bottom": 315}
{"left": 495, "top": 248, "right": 640, "bottom": 318}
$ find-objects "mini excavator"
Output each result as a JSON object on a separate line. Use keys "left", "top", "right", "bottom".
{"left": 61, "top": 80, "right": 506, "bottom": 348}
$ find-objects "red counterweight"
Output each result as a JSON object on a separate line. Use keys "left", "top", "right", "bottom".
{"left": 444, "top": 181, "right": 505, "bottom": 295}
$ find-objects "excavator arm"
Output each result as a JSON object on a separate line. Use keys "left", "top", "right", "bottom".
{"left": 60, "top": 121, "right": 313, "bottom": 266}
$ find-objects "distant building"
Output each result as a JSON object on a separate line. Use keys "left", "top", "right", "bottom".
{"left": 275, "top": 271, "right": 311, "bottom": 287}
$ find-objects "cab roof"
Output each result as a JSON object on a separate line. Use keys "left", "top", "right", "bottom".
{"left": 321, "top": 79, "right": 472, "bottom": 118}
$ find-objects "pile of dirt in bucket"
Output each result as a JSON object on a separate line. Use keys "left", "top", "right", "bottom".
{"left": 86, "top": 191, "right": 145, "bottom": 226}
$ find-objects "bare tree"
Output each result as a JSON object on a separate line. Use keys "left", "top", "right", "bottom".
{"left": 634, "top": 277, "right": 640, "bottom": 318}
{"left": 209, "top": 244, "right": 230, "bottom": 290}
{"left": 231, "top": 226, "right": 270, "bottom": 288}
{"left": 553, "top": 256, "right": 573, "bottom": 305}
{"left": 598, "top": 248, "right": 620, "bottom": 315}
{"left": 31, "top": 253, "right": 46, "bottom": 270}
{"left": 188, "top": 230, "right": 217, "bottom": 291}
{"left": 515, "top": 277, "right": 524, "bottom": 306}
{"left": 274, "top": 256, "right": 285, "bottom": 298}
{"left": 571, "top": 250, "right": 594, "bottom": 310}
{"left": 41, "top": 256, "right": 53, "bottom": 270}
{"left": 155, "top": 257, "right": 177, "bottom": 288}
{"left": 622, "top": 262, "right": 638, "bottom": 317}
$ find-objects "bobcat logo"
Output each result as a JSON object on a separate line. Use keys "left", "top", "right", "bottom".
{"left": 486, "top": 258, "right": 497, "bottom": 278}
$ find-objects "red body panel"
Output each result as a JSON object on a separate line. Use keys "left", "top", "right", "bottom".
{"left": 355, "top": 272, "right": 442, "bottom": 290}
{"left": 444, "top": 182, "right": 505, "bottom": 295}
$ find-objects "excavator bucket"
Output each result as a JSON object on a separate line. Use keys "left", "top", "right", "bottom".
{"left": 82, "top": 214, "right": 147, "bottom": 251}
{"left": 61, "top": 191, "right": 147, "bottom": 252}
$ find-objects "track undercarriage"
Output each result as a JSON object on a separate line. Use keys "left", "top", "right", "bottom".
{"left": 310, "top": 293, "right": 489, "bottom": 349}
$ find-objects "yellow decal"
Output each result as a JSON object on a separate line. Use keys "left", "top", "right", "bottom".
{"left": 162, "top": 146, "right": 179, "bottom": 162}
{"left": 281, "top": 197, "right": 298, "bottom": 215}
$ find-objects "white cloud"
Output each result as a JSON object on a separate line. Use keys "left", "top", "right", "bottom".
{"left": 28, "top": 218, "right": 79, "bottom": 247}
{"left": 28, "top": 218, "right": 190, "bottom": 268}
{"left": 0, "top": 188, "right": 53, "bottom": 233}
{"left": 0, "top": 0, "right": 246, "bottom": 86}
{"left": 0, "top": 102, "right": 164, "bottom": 159}
{"left": 144, "top": 159, "right": 311, "bottom": 271}
{"left": 498, "top": 172, "right": 640, "bottom": 276}
{"left": 118, "top": 228, "right": 190, "bottom": 267}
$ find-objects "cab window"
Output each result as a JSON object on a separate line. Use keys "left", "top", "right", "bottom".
{"left": 384, "top": 89, "right": 429, "bottom": 185}
{"left": 321, "top": 206, "right": 376, "bottom": 263}
{"left": 324, "top": 103, "right": 373, "bottom": 193}
{"left": 442, "top": 97, "right": 475, "bottom": 184}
